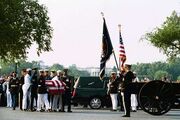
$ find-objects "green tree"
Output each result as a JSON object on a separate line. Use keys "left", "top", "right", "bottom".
{"left": 0, "top": 0, "right": 53, "bottom": 62}
{"left": 0, "top": 63, "right": 15, "bottom": 76}
{"left": 49, "top": 63, "right": 64, "bottom": 71}
{"left": 177, "top": 75, "right": 180, "bottom": 80}
{"left": 154, "top": 70, "right": 169, "bottom": 80}
{"left": 0, "top": 60, "right": 33, "bottom": 75}
{"left": 132, "top": 63, "right": 154, "bottom": 79}
{"left": 68, "top": 64, "right": 80, "bottom": 77}
{"left": 112, "top": 66, "right": 117, "bottom": 72}
{"left": 68, "top": 64, "right": 90, "bottom": 77}
{"left": 167, "top": 57, "right": 180, "bottom": 80}
{"left": 143, "top": 11, "right": 180, "bottom": 59}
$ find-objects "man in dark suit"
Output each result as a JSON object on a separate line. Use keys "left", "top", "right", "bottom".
{"left": 120, "top": 64, "right": 135, "bottom": 117}
{"left": 61, "top": 69, "right": 73, "bottom": 112}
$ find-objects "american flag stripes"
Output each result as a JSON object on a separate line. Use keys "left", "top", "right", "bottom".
{"left": 119, "top": 25, "right": 126, "bottom": 68}
{"left": 45, "top": 80, "right": 66, "bottom": 95}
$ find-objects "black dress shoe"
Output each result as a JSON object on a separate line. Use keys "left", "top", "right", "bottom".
{"left": 46, "top": 109, "right": 51, "bottom": 112}
{"left": 30, "top": 109, "right": 36, "bottom": 112}
{"left": 67, "top": 110, "right": 72, "bottom": 112}
{"left": 59, "top": 110, "right": 65, "bottom": 112}
{"left": 122, "top": 115, "right": 130, "bottom": 117}
{"left": 132, "top": 110, "right": 137, "bottom": 112}
{"left": 110, "top": 110, "right": 117, "bottom": 112}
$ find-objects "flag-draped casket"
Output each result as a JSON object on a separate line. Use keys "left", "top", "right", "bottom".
{"left": 45, "top": 80, "right": 66, "bottom": 95}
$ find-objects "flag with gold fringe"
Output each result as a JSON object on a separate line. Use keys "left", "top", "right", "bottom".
{"left": 99, "top": 18, "right": 113, "bottom": 80}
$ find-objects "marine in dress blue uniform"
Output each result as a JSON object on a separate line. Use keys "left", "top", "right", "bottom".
{"left": 120, "top": 64, "right": 135, "bottom": 117}
{"left": 9, "top": 72, "right": 19, "bottom": 110}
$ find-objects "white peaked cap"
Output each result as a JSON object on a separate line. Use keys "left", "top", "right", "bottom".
{"left": 39, "top": 69, "right": 44, "bottom": 72}
{"left": 111, "top": 71, "right": 116, "bottom": 74}
{"left": 26, "top": 68, "right": 32, "bottom": 71}
{"left": 44, "top": 69, "right": 49, "bottom": 72}
{"left": 57, "top": 70, "right": 62, "bottom": 74}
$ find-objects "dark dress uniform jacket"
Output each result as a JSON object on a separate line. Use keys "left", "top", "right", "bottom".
{"left": 120, "top": 71, "right": 135, "bottom": 92}
{"left": 109, "top": 78, "right": 119, "bottom": 94}
{"left": 9, "top": 77, "right": 19, "bottom": 93}
{"left": 37, "top": 75, "right": 47, "bottom": 94}
{"left": 63, "top": 76, "right": 72, "bottom": 92}
{"left": 19, "top": 76, "right": 24, "bottom": 90}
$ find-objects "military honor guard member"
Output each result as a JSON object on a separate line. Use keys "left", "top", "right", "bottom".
{"left": 107, "top": 72, "right": 119, "bottom": 111}
{"left": 22, "top": 68, "right": 32, "bottom": 111}
{"left": 9, "top": 72, "right": 19, "bottom": 110}
{"left": 62, "top": 69, "right": 73, "bottom": 112}
{"left": 120, "top": 64, "right": 135, "bottom": 117}
{"left": 37, "top": 70, "right": 50, "bottom": 112}
{"left": 19, "top": 69, "right": 26, "bottom": 110}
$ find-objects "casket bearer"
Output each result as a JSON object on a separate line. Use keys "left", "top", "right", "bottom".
{"left": 37, "top": 70, "right": 50, "bottom": 112}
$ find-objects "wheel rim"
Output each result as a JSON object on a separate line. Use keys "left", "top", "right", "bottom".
{"left": 90, "top": 98, "right": 101, "bottom": 109}
{"left": 138, "top": 80, "right": 174, "bottom": 115}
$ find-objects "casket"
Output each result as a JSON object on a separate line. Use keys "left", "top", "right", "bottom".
{"left": 45, "top": 80, "right": 65, "bottom": 95}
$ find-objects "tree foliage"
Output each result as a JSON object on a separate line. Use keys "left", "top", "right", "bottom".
{"left": 154, "top": 70, "right": 169, "bottom": 80}
{"left": 132, "top": 57, "right": 180, "bottom": 81}
{"left": 0, "top": 58, "right": 180, "bottom": 80}
{"left": 0, "top": 0, "right": 53, "bottom": 62}
{"left": 143, "top": 11, "right": 180, "bottom": 59}
{"left": 0, "top": 59, "right": 44, "bottom": 75}
{"left": 49, "top": 63, "right": 64, "bottom": 71}
{"left": 177, "top": 75, "right": 180, "bottom": 80}
{"left": 0, "top": 62, "right": 91, "bottom": 77}
{"left": 68, "top": 64, "right": 90, "bottom": 77}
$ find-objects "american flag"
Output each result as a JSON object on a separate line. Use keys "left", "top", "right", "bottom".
{"left": 119, "top": 25, "right": 126, "bottom": 68}
{"left": 45, "top": 79, "right": 66, "bottom": 95}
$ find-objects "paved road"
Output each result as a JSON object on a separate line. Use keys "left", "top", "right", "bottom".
{"left": 0, "top": 107, "right": 179, "bottom": 120}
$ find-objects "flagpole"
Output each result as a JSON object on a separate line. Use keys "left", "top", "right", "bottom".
{"left": 112, "top": 50, "right": 119, "bottom": 72}
{"left": 101, "top": 12, "right": 119, "bottom": 72}
{"left": 118, "top": 24, "right": 121, "bottom": 72}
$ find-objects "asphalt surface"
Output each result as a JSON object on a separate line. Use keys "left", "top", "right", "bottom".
{"left": 0, "top": 107, "right": 180, "bottom": 120}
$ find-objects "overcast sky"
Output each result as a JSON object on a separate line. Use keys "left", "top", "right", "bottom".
{"left": 27, "top": 0, "right": 180, "bottom": 68}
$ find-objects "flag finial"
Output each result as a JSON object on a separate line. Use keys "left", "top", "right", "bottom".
{"left": 101, "top": 12, "right": 104, "bottom": 18}
{"left": 118, "top": 24, "right": 121, "bottom": 32}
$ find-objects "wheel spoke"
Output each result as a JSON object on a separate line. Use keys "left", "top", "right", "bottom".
{"left": 90, "top": 98, "right": 101, "bottom": 109}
